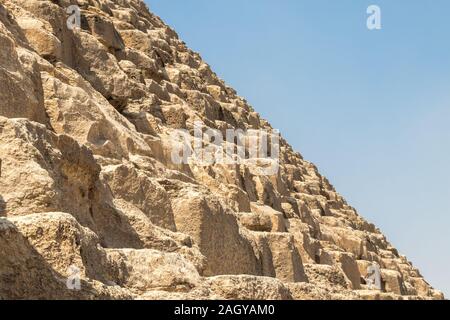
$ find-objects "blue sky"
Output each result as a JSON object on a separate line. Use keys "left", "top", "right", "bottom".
{"left": 146, "top": 0, "right": 450, "bottom": 296}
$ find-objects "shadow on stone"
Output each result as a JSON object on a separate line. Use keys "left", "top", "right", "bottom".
{"left": 0, "top": 195, "right": 5, "bottom": 216}
{"left": 0, "top": 219, "right": 129, "bottom": 300}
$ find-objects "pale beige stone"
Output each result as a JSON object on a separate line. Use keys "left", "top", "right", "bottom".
{"left": 381, "top": 269, "right": 405, "bottom": 295}
{"left": 170, "top": 189, "right": 260, "bottom": 276}
{"left": 0, "top": 0, "right": 443, "bottom": 301}
{"left": 207, "top": 275, "right": 292, "bottom": 300}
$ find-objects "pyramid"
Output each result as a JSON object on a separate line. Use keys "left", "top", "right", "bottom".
{"left": 0, "top": 0, "right": 443, "bottom": 300}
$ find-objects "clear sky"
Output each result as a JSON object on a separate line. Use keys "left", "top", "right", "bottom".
{"left": 146, "top": 0, "right": 450, "bottom": 296}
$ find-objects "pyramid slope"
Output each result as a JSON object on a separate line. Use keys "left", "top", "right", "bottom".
{"left": 0, "top": 0, "right": 443, "bottom": 300}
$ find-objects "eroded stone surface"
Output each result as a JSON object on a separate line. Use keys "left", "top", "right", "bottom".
{"left": 0, "top": 0, "right": 443, "bottom": 300}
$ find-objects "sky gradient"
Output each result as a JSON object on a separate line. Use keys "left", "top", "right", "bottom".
{"left": 147, "top": 0, "right": 450, "bottom": 296}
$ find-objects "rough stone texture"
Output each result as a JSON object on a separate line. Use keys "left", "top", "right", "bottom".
{"left": 0, "top": 0, "right": 444, "bottom": 300}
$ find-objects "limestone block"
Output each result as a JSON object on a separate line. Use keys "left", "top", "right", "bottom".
{"left": 0, "top": 213, "right": 132, "bottom": 299}
{"left": 106, "top": 248, "right": 201, "bottom": 292}
{"left": 252, "top": 232, "right": 307, "bottom": 283}
{"left": 250, "top": 203, "right": 286, "bottom": 232}
{"left": 207, "top": 275, "right": 292, "bottom": 300}
{"left": 101, "top": 163, "right": 176, "bottom": 231}
{"left": 16, "top": 17, "right": 62, "bottom": 61}
{"left": 0, "top": 22, "right": 46, "bottom": 123}
{"left": 237, "top": 212, "right": 273, "bottom": 232}
{"left": 0, "top": 117, "right": 99, "bottom": 221}
{"left": 84, "top": 13, "right": 125, "bottom": 50}
{"left": 171, "top": 191, "right": 259, "bottom": 276}
{"left": 326, "top": 251, "right": 361, "bottom": 290}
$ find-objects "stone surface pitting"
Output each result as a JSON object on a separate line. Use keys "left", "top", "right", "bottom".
{"left": 0, "top": 0, "right": 443, "bottom": 300}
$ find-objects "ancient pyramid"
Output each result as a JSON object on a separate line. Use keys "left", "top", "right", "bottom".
{"left": 0, "top": 0, "right": 443, "bottom": 299}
